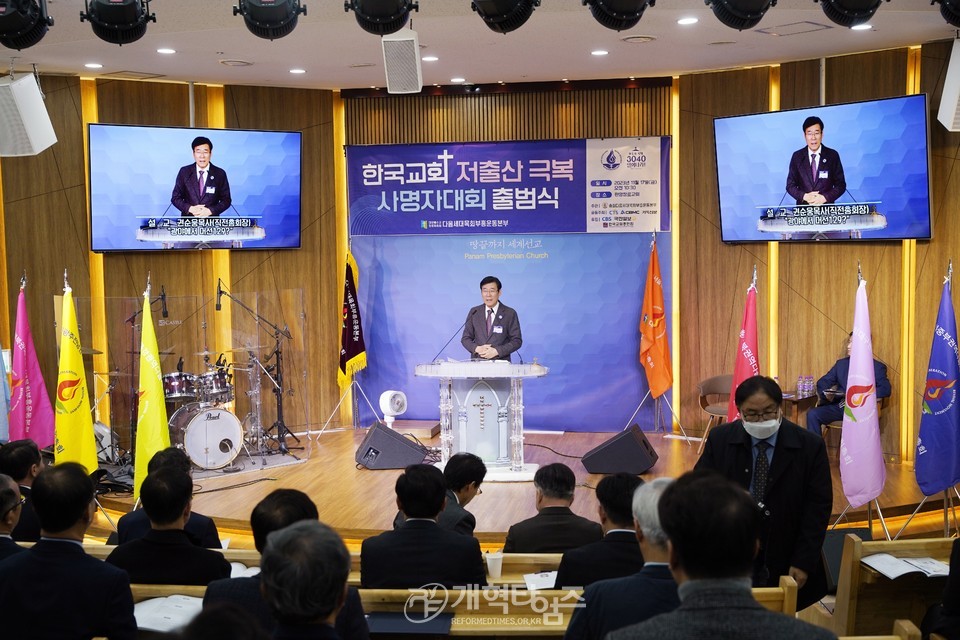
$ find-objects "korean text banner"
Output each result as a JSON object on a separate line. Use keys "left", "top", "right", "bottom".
{"left": 347, "top": 137, "right": 671, "bottom": 235}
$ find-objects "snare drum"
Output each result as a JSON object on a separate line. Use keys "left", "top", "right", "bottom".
{"left": 200, "top": 370, "right": 234, "bottom": 403}
{"left": 162, "top": 372, "right": 199, "bottom": 400}
{"left": 169, "top": 403, "right": 243, "bottom": 469}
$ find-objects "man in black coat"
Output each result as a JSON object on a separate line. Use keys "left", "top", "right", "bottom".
{"left": 394, "top": 451, "right": 486, "bottom": 535}
{"left": 555, "top": 472, "right": 645, "bottom": 588}
{"left": 503, "top": 463, "right": 601, "bottom": 553}
{"left": 785, "top": 115, "right": 846, "bottom": 206}
{"left": 0, "top": 473, "right": 26, "bottom": 561}
{"left": 696, "top": 375, "right": 832, "bottom": 610}
{"left": 461, "top": 275, "right": 522, "bottom": 361}
{"left": 362, "top": 464, "right": 486, "bottom": 589}
{"left": 0, "top": 438, "right": 44, "bottom": 542}
{"left": 171, "top": 135, "right": 232, "bottom": 217}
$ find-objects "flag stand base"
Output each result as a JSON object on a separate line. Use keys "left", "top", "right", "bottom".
{"left": 832, "top": 499, "right": 891, "bottom": 541}
{"left": 311, "top": 377, "right": 380, "bottom": 441}
{"left": 890, "top": 487, "right": 960, "bottom": 540}
{"left": 623, "top": 391, "right": 691, "bottom": 446}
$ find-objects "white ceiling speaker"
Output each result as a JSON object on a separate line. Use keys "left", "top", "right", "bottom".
{"left": 381, "top": 29, "right": 422, "bottom": 94}
{"left": 0, "top": 73, "right": 57, "bottom": 157}
{"left": 939, "top": 39, "right": 960, "bottom": 132}
{"left": 379, "top": 390, "right": 408, "bottom": 428}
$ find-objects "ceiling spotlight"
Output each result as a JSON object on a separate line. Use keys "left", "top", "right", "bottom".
{"left": 584, "top": 0, "right": 653, "bottom": 31}
{"left": 936, "top": 0, "right": 960, "bottom": 27}
{"left": 706, "top": 0, "right": 775, "bottom": 30}
{"left": 234, "top": 0, "right": 306, "bottom": 40}
{"left": 80, "top": 0, "right": 155, "bottom": 46}
{"left": 471, "top": 0, "right": 540, "bottom": 34}
{"left": 0, "top": 0, "right": 54, "bottom": 50}
{"left": 344, "top": 0, "right": 418, "bottom": 35}
{"left": 816, "top": 0, "right": 885, "bottom": 27}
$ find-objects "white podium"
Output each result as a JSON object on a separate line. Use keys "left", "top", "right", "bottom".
{"left": 415, "top": 360, "right": 548, "bottom": 480}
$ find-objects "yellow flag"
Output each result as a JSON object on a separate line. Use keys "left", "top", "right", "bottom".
{"left": 133, "top": 290, "right": 170, "bottom": 498}
{"left": 54, "top": 286, "right": 99, "bottom": 474}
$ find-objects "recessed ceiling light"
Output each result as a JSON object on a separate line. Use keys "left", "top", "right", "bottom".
{"left": 84, "top": 63, "right": 103, "bottom": 69}
{"left": 157, "top": 48, "right": 176, "bottom": 55}
{"left": 591, "top": 49, "right": 608, "bottom": 56}
{"left": 422, "top": 55, "right": 439, "bottom": 62}
{"left": 850, "top": 23, "right": 872, "bottom": 30}
{"left": 677, "top": 17, "right": 699, "bottom": 25}
{"left": 562, "top": 78, "right": 569, "bottom": 82}
{"left": 290, "top": 68, "right": 306, "bottom": 74}
{"left": 451, "top": 77, "right": 466, "bottom": 83}
{"left": 498, "top": 81, "right": 505, "bottom": 85}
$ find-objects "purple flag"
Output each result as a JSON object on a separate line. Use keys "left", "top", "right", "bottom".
{"left": 916, "top": 278, "right": 960, "bottom": 495}
{"left": 9, "top": 288, "right": 55, "bottom": 448}
{"left": 839, "top": 279, "right": 886, "bottom": 508}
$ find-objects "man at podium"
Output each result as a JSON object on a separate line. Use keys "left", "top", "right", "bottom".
{"left": 461, "top": 276, "right": 522, "bottom": 361}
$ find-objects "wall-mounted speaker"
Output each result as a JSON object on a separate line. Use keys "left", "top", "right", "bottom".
{"left": 356, "top": 421, "right": 427, "bottom": 470}
{"left": 939, "top": 39, "right": 960, "bottom": 132}
{"left": 581, "top": 424, "right": 659, "bottom": 475}
{"left": 381, "top": 29, "right": 422, "bottom": 95}
{"left": 0, "top": 74, "right": 57, "bottom": 157}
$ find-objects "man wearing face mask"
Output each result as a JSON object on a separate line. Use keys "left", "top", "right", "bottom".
{"left": 695, "top": 375, "right": 832, "bottom": 611}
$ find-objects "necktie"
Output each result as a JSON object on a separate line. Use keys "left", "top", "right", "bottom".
{"left": 198, "top": 170, "right": 206, "bottom": 198}
{"left": 486, "top": 308, "right": 493, "bottom": 337}
{"left": 753, "top": 441, "right": 771, "bottom": 502}
{"left": 810, "top": 154, "right": 818, "bottom": 183}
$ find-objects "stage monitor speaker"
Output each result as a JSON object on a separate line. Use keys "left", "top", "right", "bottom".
{"left": 356, "top": 421, "right": 427, "bottom": 470}
{"left": 0, "top": 74, "right": 57, "bottom": 157}
{"left": 581, "top": 424, "right": 659, "bottom": 475}
{"left": 940, "top": 39, "right": 960, "bottom": 132}
{"left": 381, "top": 29, "right": 422, "bottom": 94}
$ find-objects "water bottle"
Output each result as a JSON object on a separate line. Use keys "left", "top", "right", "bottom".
{"left": 797, "top": 376, "right": 804, "bottom": 396}
{"left": 805, "top": 375, "right": 815, "bottom": 396}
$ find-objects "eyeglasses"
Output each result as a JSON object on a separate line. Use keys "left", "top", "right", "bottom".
{"left": 2, "top": 495, "right": 25, "bottom": 518}
{"left": 741, "top": 410, "right": 780, "bottom": 422}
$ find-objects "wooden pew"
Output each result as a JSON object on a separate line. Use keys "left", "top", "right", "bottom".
{"left": 131, "top": 583, "right": 207, "bottom": 603}
{"left": 831, "top": 534, "right": 952, "bottom": 636}
{"left": 837, "top": 618, "right": 921, "bottom": 640}
{"left": 348, "top": 551, "right": 563, "bottom": 587}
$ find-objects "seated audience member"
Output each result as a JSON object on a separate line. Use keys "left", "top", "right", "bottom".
{"left": 115, "top": 447, "right": 221, "bottom": 548}
{"left": 106, "top": 467, "right": 231, "bottom": 585}
{"left": 556, "top": 472, "right": 645, "bottom": 588}
{"left": 0, "top": 462, "right": 137, "bottom": 640}
{"left": 361, "top": 464, "right": 486, "bottom": 588}
{"left": 607, "top": 470, "right": 836, "bottom": 640}
{"left": 0, "top": 473, "right": 26, "bottom": 561}
{"left": 503, "top": 462, "right": 601, "bottom": 553}
{"left": 0, "top": 438, "right": 44, "bottom": 541}
{"left": 261, "top": 520, "right": 352, "bottom": 640}
{"left": 922, "top": 537, "right": 960, "bottom": 640}
{"left": 564, "top": 478, "right": 680, "bottom": 640}
{"left": 204, "top": 489, "right": 369, "bottom": 640}
{"left": 807, "top": 332, "right": 891, "bottom": 435}
{"left": 394, "top": 451, "right": 487, "bottom": 535}
{"left": 181, "top": 602, "right": 269, "bottom": 640}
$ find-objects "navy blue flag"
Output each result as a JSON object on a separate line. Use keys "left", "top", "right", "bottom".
{"left": 916, "top": 279, "right": 960, "bottom": 496}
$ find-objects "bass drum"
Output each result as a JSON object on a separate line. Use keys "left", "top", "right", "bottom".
{"left": 169, "top": 403, "right": 243, "bottom": 470}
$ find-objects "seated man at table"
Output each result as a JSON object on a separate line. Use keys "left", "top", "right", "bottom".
{"left": 106, "top": 467, "right": 231, "bottom": 585}
{"left": 555, "top": 472, "right": 645, "bottom": 588}
{"left": 503, "top": 463, "right": 601, "bottom": 553}
{"left": 361, "top": 464, "right": 486, "bottom": 588}
{"left": 393, "top": 452, "right": 486, "bottom": 535}
{"left": 806, "top": 332, "right": 891, "bottom": 435}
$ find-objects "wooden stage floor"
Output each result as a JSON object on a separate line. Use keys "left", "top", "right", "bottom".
{"left": 99, "top": 428, "right": 943, "bottom": 543}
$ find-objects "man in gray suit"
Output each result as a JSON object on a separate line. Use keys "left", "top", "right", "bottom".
{"left": 461, "top": 275, "right": 522, "bottom": 361}
{"left": 608, "top": 470, "right": 836, "bottom": 640}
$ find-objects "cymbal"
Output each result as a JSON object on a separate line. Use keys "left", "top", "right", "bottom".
{"left": 94, "top": 371, "right": 132, "bottom": 378}
{"left": 226, "top": 345, "right": 263, "bottom": 353}
{"left": 81, "top": 347, "right": 103, "bottom": 355}
{"left": 195, "top": 350, "right": 217, "bottom": 356}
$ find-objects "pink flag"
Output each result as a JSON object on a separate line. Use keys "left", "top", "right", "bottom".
{"left": 9, "top": 288, "right": 55, "bottom": 448}
{"left": 727, "top": 284, "right": 760, "bottom": 422}
{"left": 839, "top": 279, "right": 886, "bottom": 508}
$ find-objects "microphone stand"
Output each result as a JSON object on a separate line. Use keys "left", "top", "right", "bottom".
{"left": 217, "top": 286, "right": 301, "bottom": 457}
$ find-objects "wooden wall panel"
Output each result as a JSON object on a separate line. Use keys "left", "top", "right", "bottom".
{"left": 780, "top": 59, "right": 821, "bottom": 111}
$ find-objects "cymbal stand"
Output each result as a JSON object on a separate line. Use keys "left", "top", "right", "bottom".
{"left": 90, "top": 374, "right": 121, "bottom": 465}
{"left": 243, "top": 352, "right": 268, "bottom": 466}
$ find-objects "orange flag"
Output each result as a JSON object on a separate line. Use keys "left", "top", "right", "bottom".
{"left": 639, "top": 237, "right": 672, "bottom": 398}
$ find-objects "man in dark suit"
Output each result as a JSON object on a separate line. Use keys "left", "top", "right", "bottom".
{"left": 361, "top": 464, "right": 487, "bottom": 588}
{"left": 394, "top": 451, "right": 486, "bottom": 535}
{"left": 106, "top": 467, "right": 231, "bottom": 585}
{"left": 204, "top": 489, "right": 369, "bottom": 640}
{"left": 262, "top": 520, "right": 351, "bottom": 640}
{"left": 171, "top": 135, "right": 232, "bottom": 217}
{"left": 0, "top": 438, "right": 44, "bottom": 541}
{"left": 115, "top": 447, "right": 221, "bottom": 548}
{"left": 0, "top": 462, "right": 137, "bottom": 640}
{"left": 785, "top": 115, "right": 846, "bottom": 206}
{"left": 503, "top": 462, "right": 602, "bottom": 553}
{"left": 564, "top": 477, "right": 680, "bottom": 640}
{"left": 806, "top": 332, "right": 892, "bottom": 435}
{"left": 695, "top": 375, "right": 833, "bottom": 610}
{"left": 0, "top": 473, "right": 26, "bottom": 561}
{"left": 607, "top": 470, "right": 835, "bottom": 640}
{"left": 556, "top": 472, "right": 645, "bottom": 588}
{"left": 461, "top": 275, "right": 522, "bottom": 361}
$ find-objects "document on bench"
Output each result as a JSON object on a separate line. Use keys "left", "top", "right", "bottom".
{"left": 134, "top": 595, "right": 203, "bottom": 632}
{"left": 862, "top": 553, "right": 950, "bottom": 579}
{"left": 524, "top": 570, "right": 558, "bottom": 590}
{"left": 230, "top": 562, "right": 260, "bottom": 578}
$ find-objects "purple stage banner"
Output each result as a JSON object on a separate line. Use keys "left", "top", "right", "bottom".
{"left": 347, "top": 137, "right": 671, "bottom": 236}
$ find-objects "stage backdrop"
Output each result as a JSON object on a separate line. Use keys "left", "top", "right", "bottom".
{"left": 347, "top": 138, "right": 671, "bottom": 432}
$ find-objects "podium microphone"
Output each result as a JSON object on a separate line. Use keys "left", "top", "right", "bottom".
{"left": 215, "top": 279, "right": 223, "bottom": 312}
{"left": 430, "top": 308, "right": 477, "bottom": 363}
{"left": 160, "top": 286, "right": 168, "bottom": 318}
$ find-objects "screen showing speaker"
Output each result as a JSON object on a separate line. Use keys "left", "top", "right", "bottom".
{"left": 88, "top": 123, "right": 302, "bottom": 252}
{"left": 714, "top": 94, "right": 932, "bottom": 243}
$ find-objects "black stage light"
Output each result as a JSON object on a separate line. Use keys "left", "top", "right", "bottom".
{"left": 234, "top": 0, "right": 306, "bottom": 40}
{"left": 936, "top": 0, "right": 960, "bottom": 27}
{"left": 705, "top": 0, "right": 776, "bottom": 30}
{"left": 344, "top": 0, "right": 418, "bottom": 36}
{"left": 80, "top": 0, "right": 155, "bottom": 46}
{"left": 0, "top": 0, "right": 53, "bottom": 50}
{"left": 583, "top": 0, "right": 653, "bottom": 31}
{"left": 471, "top": 0, "right": 539, "bottom": 34}
{"left": 816, "top": 0, "right": 885, "bottom": 27}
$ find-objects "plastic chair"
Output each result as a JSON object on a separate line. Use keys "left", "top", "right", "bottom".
{"left": 697, "top": 374, "right": 733, "bottom": 454}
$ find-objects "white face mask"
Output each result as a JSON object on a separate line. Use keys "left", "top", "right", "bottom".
{"left": 741, "top": 414, "right": 782, "bottom": 440}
